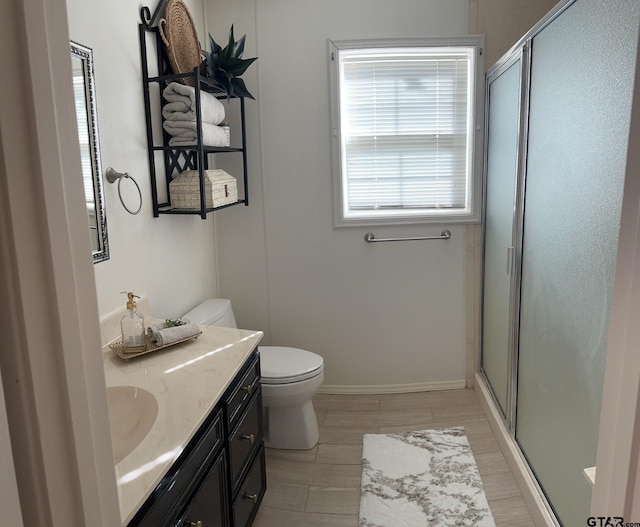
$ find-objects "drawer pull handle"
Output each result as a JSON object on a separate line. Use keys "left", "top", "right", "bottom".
{"left": 243, "top": 492, "right": 258, "bottom": 504}
{"left": 240, "top": 433, "right": 255, "bottom": 444}
{"left": 184, "top": 521, "right": 203, "bottom": 527}
{"left": 241, "top": 384, "right": 253, "bottom": 395}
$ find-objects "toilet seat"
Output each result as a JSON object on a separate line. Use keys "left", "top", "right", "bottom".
{"left": 259, "top": 346, "right": 324, "bottom": 384}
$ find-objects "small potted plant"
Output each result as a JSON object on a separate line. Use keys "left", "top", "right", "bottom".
{"left": 203, "top": 25, "right": 257, "bottom": 99}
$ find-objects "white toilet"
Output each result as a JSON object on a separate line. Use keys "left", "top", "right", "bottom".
{"left": 183, "top": 298, "right": 324, "bottom": 450}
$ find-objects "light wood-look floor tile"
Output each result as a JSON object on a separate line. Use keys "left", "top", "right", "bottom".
{"left": 378, "top": 407, "right": 435, "bottom": 427}
{"left": 265, "top": 445, "right": 318, "bottom": 464}
{"left": 378, "top": 388, "right": 479, "bottom": 410}
{"left": 254, "top": 389, "right": 535, "bottom": 526}
{"left": 474, "top": 450, "right": 511, "bottom": 476}
{"left": 313, "top": 394, "right": 380, "bottom": 412}
{"left": 323, "top": 407, "right": 435, "bottom": 428}
{"left": 253, "top": 506, "right": 358, "bottom": 527}
{"left": 315, "top": 443, "right": 363, "bottom": 465}
{"left": 260, "top": 481, "right": 309, "bottom": 511}
{"left": 315, "top": 409, "right": 327, "bottom": 425}
{"left": 266, "top": 458, "right": 362, "bottom": 487}
{"left": 319, "top": 425, "right": 379, "bottom": 444}
{"left": 431, "top": 402, "right": 486, "bottom": 421}
{"left": 481, "top": 471, "right": 522, "bottom": 501}
{"left": 467, "top": 433, "right": 503, "bottom": 455}
{"left": 489, "top": 495, "right": 536, "bottom": 527}
{"left": 322, "top": 410, "right": 382, "bottom": 427}
{"left": 305, "top": 486, "right": 361, "bottom": 515}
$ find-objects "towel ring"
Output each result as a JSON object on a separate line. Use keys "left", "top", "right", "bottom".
{"left": 105, "top": 167, "right": 143, "bottom": 215}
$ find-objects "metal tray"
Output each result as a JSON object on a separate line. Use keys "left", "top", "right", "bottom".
{"left": 109, "top": 331, "right": 202, "bottom": 360}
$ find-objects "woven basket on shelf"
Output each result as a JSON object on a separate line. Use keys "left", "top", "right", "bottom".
{"left": 158, "top": 0, "right": 202, "bottom": 85}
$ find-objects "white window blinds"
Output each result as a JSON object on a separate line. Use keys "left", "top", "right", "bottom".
{"left": 73, "top": 72, "right": 95, "bottom": 208}
{"left": 330, "top": 39, "right": 482, "bottom": 225}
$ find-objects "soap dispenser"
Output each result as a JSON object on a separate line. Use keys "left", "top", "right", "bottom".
{"left": 120, "top": 292, "right": 146, "bottom": 352}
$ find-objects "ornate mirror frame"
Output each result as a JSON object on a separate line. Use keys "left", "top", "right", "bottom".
{"left": 70, "top": 41, "right": 109, "bottom": 263}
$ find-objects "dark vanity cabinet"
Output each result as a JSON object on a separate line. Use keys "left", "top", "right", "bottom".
{"left": 177, "top": 453, "right": 229, "bottom": 527}
{"left": 225, "top": 357, "right": 266, "bottom": 527}
{"left": 129, "top": 350, "right": 266, "bottom": 527}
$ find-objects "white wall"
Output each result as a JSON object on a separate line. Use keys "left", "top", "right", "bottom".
{"left": 67, "top": 0, "right": 218, "bottom": 319}
{"left": 210, "top": 0, "right": 470, "bottom": 388}
{"left": 470, "top": 0, "right": 559, "bottom": 67}
{"left": 63, "top": 0, "right": 560, "bottom": 387}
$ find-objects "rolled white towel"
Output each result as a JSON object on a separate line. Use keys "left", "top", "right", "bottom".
{"left": 148, "top": 321, "right": 201, "bottom": 347}
{"left": 163, "top": 120, "right": 229, "bottom": 147}
{"left": 162, "top": 82, "right": 226, "bottom": 125}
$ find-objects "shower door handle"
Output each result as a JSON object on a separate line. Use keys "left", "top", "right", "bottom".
{"left": 507, "top": 247, "right": 515, "bottom": 275}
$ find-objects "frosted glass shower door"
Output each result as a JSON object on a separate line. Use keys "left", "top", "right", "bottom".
{"left": 515, "top": 1, "right": 640, "bottom": 525}
{"left": 481, "top": 55, "right": 523, "bottom": 419}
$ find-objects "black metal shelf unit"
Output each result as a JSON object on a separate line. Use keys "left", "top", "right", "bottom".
{"left": 138, "top": 6, "right": 249, "bottom": 219}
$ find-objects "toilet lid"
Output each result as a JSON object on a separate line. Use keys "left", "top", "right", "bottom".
{"left": 259, "top": 346, "right": 324, "bottom": 384}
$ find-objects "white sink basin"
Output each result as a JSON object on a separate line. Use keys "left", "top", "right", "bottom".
{"left": 106, "top": 386, "right": 158, "bottom": 464}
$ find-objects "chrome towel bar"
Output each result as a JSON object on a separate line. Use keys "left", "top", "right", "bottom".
{"left": 364, "top": 230, "right": 452, "bottom": 243}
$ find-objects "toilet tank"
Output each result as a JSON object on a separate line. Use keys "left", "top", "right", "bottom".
{"left": 182, "top": 298, "right": 237, "bottom": 328}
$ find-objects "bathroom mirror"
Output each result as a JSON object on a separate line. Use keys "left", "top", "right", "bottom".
{"left": 71, "top": 41, "right": 109, "bottom": 263}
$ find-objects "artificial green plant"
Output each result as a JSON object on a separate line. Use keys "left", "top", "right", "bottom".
{"left": 205, "top": 25, "right": 257, "bottom": 99}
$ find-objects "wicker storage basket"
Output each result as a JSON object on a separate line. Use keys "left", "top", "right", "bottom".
{"left": 158, "top": 0, "right": 202, "bottom": 84}
{"left": 170, "top": 169, "right": 238, "bottom": 209}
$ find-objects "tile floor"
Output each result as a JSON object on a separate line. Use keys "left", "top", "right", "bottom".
{"left": 253, "top": 389, "right": 535, "bottom": 527}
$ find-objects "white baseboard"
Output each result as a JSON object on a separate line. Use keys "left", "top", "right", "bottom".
{"left": 317, "top": 379, "right": 466, "bottom": 395}
{"left": 474, "top": 373, "right": 559, "bottom": 527}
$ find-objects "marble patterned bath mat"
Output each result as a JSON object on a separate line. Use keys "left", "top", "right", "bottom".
{"left": 359, "top": 427, "right": 496, "bottom": 527}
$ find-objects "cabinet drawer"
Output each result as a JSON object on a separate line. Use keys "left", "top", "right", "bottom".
{"left": 232, "top": 446, "right": 266, "bottom": 527}
{"left": 130, "top": 409, "right": 224, "bottom": 526}
{"left": 177, "top": 452, "right": 229, "bottom": 527}
{"left": 229, "top": 388, "right": 262, "bottom": 491}
{"left": 225, "top": 353, "right": 260, "bottom": 431}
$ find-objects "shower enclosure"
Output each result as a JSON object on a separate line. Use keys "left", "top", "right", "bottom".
{"left": 480, "top": 0, "right": 640, "bottom": 525}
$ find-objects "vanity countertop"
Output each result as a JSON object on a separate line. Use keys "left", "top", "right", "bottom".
{"left": 102, "top": 322, "right": 263, "bottom": 525}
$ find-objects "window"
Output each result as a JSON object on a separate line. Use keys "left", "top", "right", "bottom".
{"left": 72, "top": 61, "right": 95, "bottom": 209}
{"left": 329, "top": 37, "right": 484, "bottom": 226}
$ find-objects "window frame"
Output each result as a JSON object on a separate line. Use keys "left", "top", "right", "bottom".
{"left": 328, "top": 36, "right": 485, "bottom": 227}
